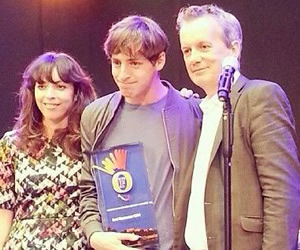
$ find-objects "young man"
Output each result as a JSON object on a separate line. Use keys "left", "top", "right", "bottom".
{"left": 80, "top": 15, "right": 201, "bottom": 250}
{"left": 173, "top": 4, "right": 300, "bottom": 250}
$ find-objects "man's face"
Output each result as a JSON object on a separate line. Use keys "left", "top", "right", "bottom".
{"left": 111, "top": 52, "right": 163, "bottom": 104}
{"left": 179, "top": 16, "right": 235, "bottom": 96}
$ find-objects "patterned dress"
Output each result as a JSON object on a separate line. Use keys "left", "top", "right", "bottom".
{"left": 0, "top": 132, "right": 87, "bottom": 249}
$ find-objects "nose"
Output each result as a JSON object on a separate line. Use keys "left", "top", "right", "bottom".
{"left": 118, "top": 64, "right": 131, "bottom": 82}
{"left": 189, "top": 49, "right": 202, "bottom": 65}
{"left": 45, "top": 84, "right": 56, "bottom": 98}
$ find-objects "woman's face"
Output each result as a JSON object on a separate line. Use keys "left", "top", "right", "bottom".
{"left": 34, "top": 67, "right": 75, "bottom": 130}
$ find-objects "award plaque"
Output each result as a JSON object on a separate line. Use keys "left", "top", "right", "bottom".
{"left": 91, "top": 143, "right": 159, "bottom": 248}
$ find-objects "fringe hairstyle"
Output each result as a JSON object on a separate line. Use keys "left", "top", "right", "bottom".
{"left": 104, "top": 15, "right": 169, "bottom": 64}
{"left": 13, "top": 52, "right": 96, "bottom": 160}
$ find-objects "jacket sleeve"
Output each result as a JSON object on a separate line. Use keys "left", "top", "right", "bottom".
{"left": 80, "top": 106, "right": 104, "bottom": 243}
{"left": 248, "top": 81, "right": 300, "bottom": 249}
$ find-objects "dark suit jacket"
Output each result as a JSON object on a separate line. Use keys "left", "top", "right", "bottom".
{"left": 173, "top": 75, "right": 300, "bottom": 250}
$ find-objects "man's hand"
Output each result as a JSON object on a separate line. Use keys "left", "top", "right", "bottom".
{"left": 180, "top": 87, "right": 200, "bottom": 99}
{"left": 90, "top": 231, "right": 140, "bottom": 250}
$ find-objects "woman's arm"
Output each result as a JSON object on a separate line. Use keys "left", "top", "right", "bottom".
{"left": 0, "top": 209, "right": 13, "bottom": 249}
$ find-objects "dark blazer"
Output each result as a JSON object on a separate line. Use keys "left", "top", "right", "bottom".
{"left": 173, "top": 75, "right": 300, "bottom": 250}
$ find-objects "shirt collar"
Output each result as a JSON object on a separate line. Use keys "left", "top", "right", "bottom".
{"left": 200, "top": 93, "right": 222, "bottom": 111}
{"left": 233, "top": 70, "right": 241, "bottom": 86}
{"left": 200, "top": 70, "right": 241, "bottom": 112}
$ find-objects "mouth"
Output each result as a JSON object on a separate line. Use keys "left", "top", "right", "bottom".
{"left": 118, "top": 82, "right": 136, "bottom": 91}
{"left": 191, "top": 67, "right": 207, "bottom": 74}
{"left": 44, "top": 103, "right": 60, "bottom": 108}
{"left": 118, "top": 81, "right": 136, "bottom": 86}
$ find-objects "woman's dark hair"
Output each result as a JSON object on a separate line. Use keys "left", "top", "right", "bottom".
{"left": 13, "top": 51, "right": 97, "bottom": 160}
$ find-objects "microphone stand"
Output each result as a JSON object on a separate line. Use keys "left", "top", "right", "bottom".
{"left": 218, "top": 69, "right": 235, "bottom": 250}
{"left": 222, "top": 98, "right": 233, "bottom": 250}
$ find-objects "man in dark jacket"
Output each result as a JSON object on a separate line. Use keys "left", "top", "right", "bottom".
{"left": 80, "top": 15, "right": 201, "bottom": 250}
{"left": 173, "top": 4, "right": 300, "bottom": 250}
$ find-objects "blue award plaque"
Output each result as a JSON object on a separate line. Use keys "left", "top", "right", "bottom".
{"left": 91, "top": 143, "right": 159, "bottom": 248}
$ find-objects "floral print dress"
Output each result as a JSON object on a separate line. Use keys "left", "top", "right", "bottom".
{"left": 0, "top": 132, "right": 87, "bottom": 249}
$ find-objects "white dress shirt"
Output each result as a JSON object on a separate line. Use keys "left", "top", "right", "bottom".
{"left": 185, "top": 93, "right": 223, "bottom": 250}
{"left": 185, "top": 71, "right": 240, "bottom": 250}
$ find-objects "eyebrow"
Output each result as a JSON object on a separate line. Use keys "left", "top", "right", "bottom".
{"left": 128, "top": 57, "right": 141, "bottom": 61}
{"left": 111, "top": 56, "right": 142, "bottom": 62}
{"left": 37, "top": 80, "right": 65, "bottom": 85}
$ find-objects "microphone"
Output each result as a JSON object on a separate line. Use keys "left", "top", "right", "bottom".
{"left": 218, "top": 56, "right": 238, "bottom": 102}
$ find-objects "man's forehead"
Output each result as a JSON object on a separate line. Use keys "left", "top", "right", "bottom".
{"left": 111, "top": 51, "right": 146, "bottom": 60}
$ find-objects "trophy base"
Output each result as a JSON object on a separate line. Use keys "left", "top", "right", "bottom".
{"left": 111, "top": 227, "right": 159, "bottom": 249}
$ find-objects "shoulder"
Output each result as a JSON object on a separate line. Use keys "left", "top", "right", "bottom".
{"left": 0, "top": 130, "right": 18, "bottom": 158}
{"left": 163, "top": 81, "right": 202, "bottom": 118}
{"left": 81, "top": 91, "right": 121, "bottom": 119}
{"left": 80, "top": 91, "right": 122, "bottom": 137}
{"left": 239, "top": 78, "right": 289, "bottom": 104}
{"left": 165, "top": 81, "right": 200, "bottom": 104}
{"left": 83, "top": 92, "right": 117, "bottom": 112}
{"left": 0, "top": 130, "right": 17, "bottom": 145}
{"left": 244, "top": 79, "right": 286, "bottom": 95}
{"left": 237, "top": 78, "right": 294, "bottom": 121}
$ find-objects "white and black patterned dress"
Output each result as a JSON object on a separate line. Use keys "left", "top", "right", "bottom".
{"left": 0, "top": 132, "right": 87, "bottom": 250}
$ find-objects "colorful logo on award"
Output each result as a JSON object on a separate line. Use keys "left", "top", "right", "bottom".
{"left": 93, "top": 149, "right": 132, "bottom": 201}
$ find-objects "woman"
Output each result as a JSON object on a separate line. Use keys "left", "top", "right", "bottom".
{"left": 0, "top": 52, "right": 96, "bottom": 249}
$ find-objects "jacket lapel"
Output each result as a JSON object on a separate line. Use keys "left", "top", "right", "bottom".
{"left": 207, "top": 74, "right": 248, "bottom": 167}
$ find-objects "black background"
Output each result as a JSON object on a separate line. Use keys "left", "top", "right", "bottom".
{"left": 0, "top": 0, "right": 299, "bottom": 145}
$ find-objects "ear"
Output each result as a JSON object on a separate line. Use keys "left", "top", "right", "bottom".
{"left": 74, "top": 93, "right": 78, "bottom": 102}
{"left": 230, "top": 40, "right": 241, "bottom": 58}
{"left": 155, "top": 52, "right": 166, "bottom": 71}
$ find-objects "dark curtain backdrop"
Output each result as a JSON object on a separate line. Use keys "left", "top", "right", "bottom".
{"left": 0, "top": 0, "right": 299, "bottom": 145}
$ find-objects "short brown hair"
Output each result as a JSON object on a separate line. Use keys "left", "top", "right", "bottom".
{"left": 104, "top": 15, "right": 169, "bottom": 63}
